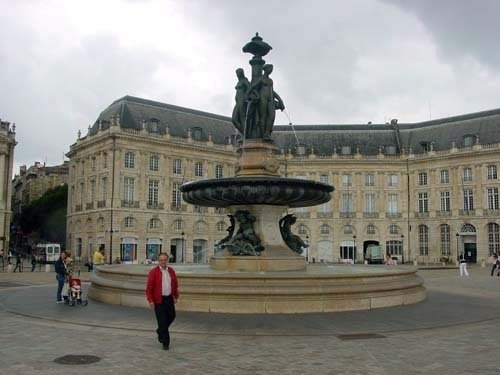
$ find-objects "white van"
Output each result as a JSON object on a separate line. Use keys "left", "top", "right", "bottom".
{"left": 35, "top": 243, "right": 61, "bottom": 263}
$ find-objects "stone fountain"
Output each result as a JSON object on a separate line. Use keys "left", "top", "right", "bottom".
{"left": 88, "top": 34, "right": 426, "bottom": 313}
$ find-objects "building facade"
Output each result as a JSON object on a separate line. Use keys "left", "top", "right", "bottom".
{"left": 66, "top": 96, "right": 500, "bottom": 264}
{"left": 0, "top": 119, "right": 16, "bottom": 257}
{"left": 12, "top": 161, "right": 69, "bottom": 215}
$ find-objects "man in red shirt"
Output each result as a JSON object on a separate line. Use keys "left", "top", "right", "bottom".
{"left": 146, "top": 252, "right": 179, "bottom": 350}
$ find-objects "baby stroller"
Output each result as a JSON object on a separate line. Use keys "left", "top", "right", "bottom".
{"left": 64, "top": 276, "right": 88, "bottom": 306}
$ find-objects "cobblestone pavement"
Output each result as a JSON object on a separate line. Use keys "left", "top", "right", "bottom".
{"left": 0, "top": 266, "right": 499, "bottom": 374}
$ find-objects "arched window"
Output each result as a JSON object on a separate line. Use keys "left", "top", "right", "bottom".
{"left": 97, "top": 217, "right": 104, "bottom": 231}
{"left": 216, "top": 221, "right": 226, "bottom": 232}
{"left": 149, "top": 218, "right": 161, "bottom": 229}
{"left": 195, "top": 221, "right": 206, "bottom": 232}
{"left": 389, "top": 224, "right": 399, "bottom": 235}
{"left": 343, "top": 225, "right": 353, "bottom": 235}
{"left": 460, "top": 223, "right": 476, "bottom": 233}
{"left": 488, "top": 223, "right": 500, "bottom": 255}
{"left": 320, "top": 224, "right": 330, "bottom": 235}
{"left": 174, "top": 219, "right": 183, "bottom": 231}
{"left": 124, "top": 217, "right": 134, "bottom": 228}
{"left": 298, "top": 225, "right": 308, "bottom": 235}
{"left": 367, "top": 224, "right": 376, "bottom": 235}
{"left": 440, "top": 224, "right": 451, "bottom": 256}
{"left": 419, "top": 225, "right": 429, "bottom": 255}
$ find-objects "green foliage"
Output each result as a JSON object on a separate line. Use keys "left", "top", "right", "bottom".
{"left": 18, "top": 184, "right": 67, "bottom": 245}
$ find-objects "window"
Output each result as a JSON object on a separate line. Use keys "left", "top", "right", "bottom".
{"left": 320, "top": 224, "right": 330, "bottom": 235}
{"left": 463, "top": 135, "right": 475, "bottom": 147}
{"left": 298, "top": 225, "right": 308, "bottom": 235}
{"left": 124, "top": 217, "right": 134, "bottom": 228}
{"left": 440, "top": 170, "right": 449, "bottom": 184}
{"left": 463, "top": 167, "right": 472, "bottom": 182}
{"left": 216, "top": 222, "right": 226, "bottom": 232}
{"left": 463, "top": 189, "right": 474, "bottom": 211}
{"left": 149, "top": 119, "right": 159, "bottom": 132}
{"left": 389, "top": 224, "right": 399, "bottom": 235}
{"left": 319, "top": 175, "right": 329, "bottom": 184}
{"left": 385, "top": 145, "right": 396, "bottom": 155}
{"left": 124, "top": 177, "right": 135, "bottom": 202}
{"left": 195, "top": 221, "right": 206, "bottom": 232}
{"left": 365, "top": 193, "right": 376, "bottom": 213}
{"left": 215, "top": 164, "right": 223, "bottom": 179}
{"left": 173, "top": 159, "right": 182, "bottom": 175}
{"left": 342, "top": 174, "right": 352, "bottom": 187}
{"left": 440, "top": 224, "right": 451, "bottom": 256}
{"left": 488, "top": 223, "right": 500, "bottom": 256}
{"left": 418, "top": 192, "right": 428, "bottom": 213}
{"left": 103, "top": 153, "right": 108, "bottom": 169}
{"left": 340, "top": 146, "right": 351, "bottom": 155}
{"left": 420, "top": 141, "right": 431, "bottom": 152}
{"left": 440, "top": 191, "right": 451, "bottom": 212}
{"left": 79, "top": 183, "right": 84, "bottom": 206}
{"left": 343, "top": 225, "right": 353, "bottom": 235}
{"left": 148, "top": 180, "right": 159, "bottom": 206}
{"left": 101, "top": 177, "right": 107, "bottom": 201}
{"left": 124, "top": 152, "right": 135, "bottom": 168}
{"left": 81, "top": 161, "right": 85, "bottom": 176}
{"left": 388, "top": 174, "right": 398, "bottom": 187}
{"left": 341, "top": 193, "right": 353, "bottom": 213}
{"left": 195, "top": 161, "right": 203, "bottom": 177}
{"left": 365, "top": 174, "right": 375, "bottom": 187}
{"left": 296, "top": 145, "right": 306, "bottom": 155}
{"left": 91, "top": 157, "right": 96, "bottom": 172}
{"left": 418, "top": 172, "right": 428, "bottom": 186}
{"left": 487, "top": 187, "right": 499, "bottom": 210}
{"left": 149, "top": 156, "right": 159, "bottom": 172}
{"left": 386, "top": 240, "right": 402, "bottom": 255}
{"left": 149, "top": 218, "right": 160, "bottom": 229}
{"left": 387, "top": 194, "right": 399, "bottom": 213}
{"left": 90, "top": 180, "right": 95, "bottom": 203}
{"left": 419, "top": 225, "right": 429, "bottom": 255}
{"left": 319, "top": 202, "right": 331, "bottom": 213}
{"left": 487, "top": 165, "right": 498, "bottom": 180}
{"left": 172, "top": 182, "right": 182, "bottom": 207}
{"left": 192, "top": 127, "right": 203, "bottom": 140}
{"left": 367, "top": 224, "right": 375, "bottom": 235}
{"left": 174, "top": 219, "right": 183, "bottom": 230}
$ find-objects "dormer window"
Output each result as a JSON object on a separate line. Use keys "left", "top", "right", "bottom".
{"left": 296, "top": 144, "right": 306, "bottom": 156}
{"left": 420, "top": 141, "right": 431, "bottom": 152}
{"left": 463, "top": 134, "right": 476, "bottom": 147}
{"left": 192, "top": 127, "right": 203, "bottom": 141}
{"left": 149, "top": 118, "right": 159, "bottom": 133}
{"left": 385, "top": 145, "right": 397, "bottom": 155}
{"left": 341, "top": 146, "right": 351, "bottom": 155}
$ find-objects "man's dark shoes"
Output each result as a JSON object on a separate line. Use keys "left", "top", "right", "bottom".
{"left": 162, "top": 343, "right": 169, "bottom": 350}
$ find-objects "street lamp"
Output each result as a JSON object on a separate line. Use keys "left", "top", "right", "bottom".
{"left": 352, "top": 235, "right": 356, "bottom": 264}
{"left": 305, "top": 235, "right": 309, "bottom": 263}
{"left": 401, "top": 234, "right": 405, "bottom": 264}
{"left": 181, "top": 231, "right": 185, "bottom": 263}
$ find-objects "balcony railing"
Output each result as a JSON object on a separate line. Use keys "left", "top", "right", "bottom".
{"left": 194, "top": 206, "right": 208, "bottom": 213}
{"left": 340, "top": 212, "right": 355, "bottom": 218}
{"left": 436, "top": 211, "right": 452, "bottom": 217}
{"left": 97, "top": 200, "right": 106, "bottom": 208}
{"left": 317, "top": 212, "right": 333, "bottom": 219}
{"left": 386, "top": 212, "right": 402, "bottom": 219}
{"left": 170, "top": 203, "right": 187, "bottom": 211}
{"left": 215, "top": 207, "right": 226, "bottom": 214}
{"left": 363, "top": 212, "right": 379, "bottom": 219}
{"left": 459, "top": 209, "right": 476, "bottom": 216}
{"left": 122, "top": 200, "right": 139, "bottom": 208}
{"left": 147, "top": 202, "right": 164, "bottom": 210}
{"left": 484, "top": 209, "right": 500, "bottom": 216}
{"left": 416, "top": 212, "right": 429, "bottom": 219}
{"left": 295, "top": 212, "right": 311, "bottom": 219}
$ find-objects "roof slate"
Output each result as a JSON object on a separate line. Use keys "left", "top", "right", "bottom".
{"left": 89, "top": 96, "right": 500, "bottom": 155}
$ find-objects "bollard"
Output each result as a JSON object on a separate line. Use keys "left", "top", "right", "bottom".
{"left": 364, "top": 260, "right": 368, "bottom": 265}
{"left": 7, "top": 264, "right": 13, "bottom": 273}
{"left": 413, "top": 259, "right": 418, "bottom": 266}
{"left": 481, "top": 259, "right": 486, "bottom": 268}
{"left": 45, "top": 264, "right": 51, "bottom": 272}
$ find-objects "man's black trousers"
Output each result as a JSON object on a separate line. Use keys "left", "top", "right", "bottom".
{"left": 154, "top": 295, "right": 176, "bottom": 346}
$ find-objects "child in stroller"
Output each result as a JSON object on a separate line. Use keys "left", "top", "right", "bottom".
{"left": 65, "top": 277, "right": 88, "bottom": 306}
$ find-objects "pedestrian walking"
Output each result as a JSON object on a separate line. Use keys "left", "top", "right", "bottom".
{"left": 459, "top": 255, "right": 469, "bottom": 277}
{"left": 31, "top": 255, "right": 36, "bottom": 272}
{"left": 490, "top": 254, "right": 499, "bottom": 276}
{"left": 13, "top": 253, "right": 22, "bottom": 272}
{"left": 54, "top": 251, "right": 68, "bottom": 303}
{"left": 146, "top": 252, "right": 179, "bottom": 350}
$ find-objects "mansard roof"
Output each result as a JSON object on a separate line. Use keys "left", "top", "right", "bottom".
{"left": 90, "top": 95, "right": 500, "bottom": 155}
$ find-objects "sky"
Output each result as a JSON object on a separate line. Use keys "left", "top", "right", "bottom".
{"left": 1, "top": 0, "right": 500, "bottom": 173}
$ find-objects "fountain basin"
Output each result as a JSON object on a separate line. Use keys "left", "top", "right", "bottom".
{"left": 180, "top": 177, "right": 333, "bottom": 208}
{"left": 89, "top": 264, "right": 425, "bottom": 313}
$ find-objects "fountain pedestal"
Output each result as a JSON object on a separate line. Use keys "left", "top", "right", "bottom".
{"left": 235, "top": 139, "right": 280, "bottom": 177}
{"left": 210, "top": 205, "right": 305, "bottom": 272}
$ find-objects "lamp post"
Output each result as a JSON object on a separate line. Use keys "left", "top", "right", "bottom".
{"left": 401, "top": 234, "right": 405, "bottom": 264}
{"left": 305, "top": 235, "right": 310, "bottom": 263}
{"left": 456, "top": 233, "right": 460, "bottom": 262}
{"left": 352, "top": 235, "right": 356, "bottom": 264}
{"left": 181, "top": 231, "right": 185, "bottom": 263}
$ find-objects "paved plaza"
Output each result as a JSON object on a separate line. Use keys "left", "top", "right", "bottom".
{"left": 0, "top": 265, "right": 499, "bottom": 374}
